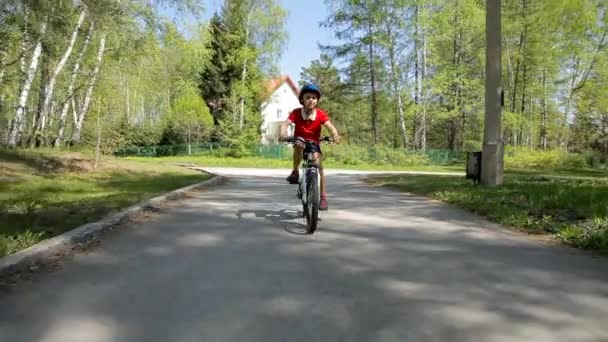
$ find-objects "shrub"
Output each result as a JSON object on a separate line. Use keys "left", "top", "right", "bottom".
{"left": 504, "top": 148, "right": 586, "bottom": 170}
{"left": 559, "top": 218, "right": 608, "bottom": 253}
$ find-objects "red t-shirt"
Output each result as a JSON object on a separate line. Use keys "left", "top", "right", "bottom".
{"left": 287, "top": 108, "right": 329, "bottom": 142}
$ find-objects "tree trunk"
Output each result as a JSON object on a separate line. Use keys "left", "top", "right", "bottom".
{"left": 0, "top": 50, "right": 6, "bottom": 114}
{"left": 94, "top": 111, "right": 101, "bottom": 170}
{"left": 518, "top": 62, "right": 527, "bottom": 145}
{"left": 126, "top": 80, "right": 130, "bottom": 120}
{"left": 239, "top": 13, "right": 251, "bottom": 131}
{"left": 8, "top": 18, "right": 48, "bottom": 147}
{"left": 510, "top": 35, "right": 523, "bottom": 114}
{"left": 71, "top": 32, "right": 106, "bottom": 145}
{"left": 413, "top": 3, "right": 420, "bottom": 149}
{"left": 8, "top": 4, "right": 30, "bottom": 141}
{"left": 31, "top": 49, "right": 50, "bottom": 144}
{"left": 420, "top": 13, "right": 428, "bottom": 152}
{"left": 562, "top": 57, "right": 579, "bottom": 148}
{"left": 187, "top": 128, "right": 192, "bottom": 155}
{"left": 55, "top": 20, "right": 94, "bottom": 147}
{"left": 368, "top": 21, "right": 379, "bottom": 145}
{"left": 33, "top": 9, "right": 86, "bottom": 147}
{"left": 386, "top": 22, "right": 408, "bottom": 148}
{"left": 540, "top": 69, "right": 548, "bottom": 149}
{"left": 239, "top": 61, "right": 247, "bottom": 129}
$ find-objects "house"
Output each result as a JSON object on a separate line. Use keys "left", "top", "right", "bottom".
{"left": 260, "top": 75, "right": 300, "bottom": 144}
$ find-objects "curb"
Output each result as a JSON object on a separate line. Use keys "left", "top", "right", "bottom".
{"left": 0, "top": 174, "right": 225, "bottom": 277}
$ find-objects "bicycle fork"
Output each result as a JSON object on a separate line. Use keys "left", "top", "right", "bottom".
{"left": 298, "top": 166, "right": 320, "bottom": 204}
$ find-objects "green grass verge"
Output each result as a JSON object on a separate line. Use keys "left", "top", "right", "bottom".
{"left": 367, "top": 172, "right": 608, "bottom": 253}
{"left": 0, "top": 149, "right": 210, "bottom": 257}
{"left": 124, "top": 155, "right": 463, "bottom": 173}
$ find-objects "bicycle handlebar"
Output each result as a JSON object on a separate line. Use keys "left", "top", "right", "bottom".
{"left": 285, "top": 136, "right": 333, "bottom": 144}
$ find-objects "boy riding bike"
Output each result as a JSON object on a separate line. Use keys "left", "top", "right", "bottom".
{"left": 279, "top": 83, "right": 342, "bottom": 211}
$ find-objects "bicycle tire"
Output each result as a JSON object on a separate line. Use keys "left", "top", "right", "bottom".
{"left": 306, "top": 170, "right": 319, "bottom": 233}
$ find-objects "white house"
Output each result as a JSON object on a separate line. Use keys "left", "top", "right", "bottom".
{"left": 260, "top": 75, "right": 300, "bottom": 144}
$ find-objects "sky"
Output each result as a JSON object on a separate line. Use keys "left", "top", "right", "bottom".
{"left": 277, "top": 0, "right": 334, "bottom": 84}
{"left": 202, "top": 0, "right": 334, "bottom": 85}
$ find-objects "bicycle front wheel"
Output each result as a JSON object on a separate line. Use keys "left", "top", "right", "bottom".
{"left": 305, "top": 170, "right": 320, "bottom": 233}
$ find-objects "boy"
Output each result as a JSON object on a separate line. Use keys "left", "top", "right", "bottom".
{"left": 279, "top": 83, "right": 342, "bottom": 211}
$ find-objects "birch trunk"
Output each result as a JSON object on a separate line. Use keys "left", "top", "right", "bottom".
{"left": 540, "top": 68, "right": 548, "bottom": 149}
{"left": 239, "top": 61, "right": 247, "bottom": 129}
{"left": 94, "top": 112, "right": 101, "bottom": 170}
{"left": 8, "top": 18, "right": 48, "bottom": 147}
{"left": 55, "top": 20, "right": 94, "bottom": 147}
{"left": 413, "top": 3, "right": 420, "bottom": 149}
{"left": 386, "top": 20, "right": 408, "bottom": 148}
{"left": 0, "top": 51, "right": 6, "bottom": 113}
{"left": 71, "top": 32, "right": 106, "bottom": 145}
{"left": 239, "top": 16, "right": 250, "bottom": 130}
{"left": 420, "top": 12, "right": 428, "bottom": 152}
{"left": 33, "top": 9, "right": 86, "bottom": 147}
{"left": 368, "top": 20, "right": 379, "bottom": 145}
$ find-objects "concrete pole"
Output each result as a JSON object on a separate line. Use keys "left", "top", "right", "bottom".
{"left": 481, "top": 0, "right": 504, "bottom": 186}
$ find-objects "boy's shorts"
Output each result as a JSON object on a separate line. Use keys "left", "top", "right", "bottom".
{"left": 302, "top": 141, "right": 322, "bottom": 156}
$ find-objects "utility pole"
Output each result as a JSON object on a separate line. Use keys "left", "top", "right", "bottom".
{"left": 481, "top": 0, "right": 504, "bottom": 186}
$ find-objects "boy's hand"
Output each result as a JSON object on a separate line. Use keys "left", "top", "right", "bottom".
{"left": 333, "top": 135, "right": 342, "bottom": 144}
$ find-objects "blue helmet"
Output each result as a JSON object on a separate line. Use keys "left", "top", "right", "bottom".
{"left": 299, "top": 83, "right": 321, "bottom": 105}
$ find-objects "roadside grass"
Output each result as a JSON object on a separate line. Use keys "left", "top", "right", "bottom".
{"left": 0, "top": 148, "right": 210, "bottom": 257}
{"left": 367, "top": 172, "right": 608, "bottom": 253}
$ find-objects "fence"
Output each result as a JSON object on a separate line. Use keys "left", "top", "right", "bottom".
{"left": 114, "top": 142, "right": 466, "bottom": 166}
{"left": 114, "top": 143, "right": 225, "bottom": 157}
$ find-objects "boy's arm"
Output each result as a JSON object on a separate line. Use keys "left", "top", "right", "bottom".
{"left": 323, "top": 120, "right": 342, "bottom": 144}
{"left": 280, "top": 110, "right": 298, "bottom": 141}
{"left": 279, "top": 119, "right": 292, "bottom": 141}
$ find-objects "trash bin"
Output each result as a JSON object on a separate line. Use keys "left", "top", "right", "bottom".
{"left": 466, "top": 151, "right": 482, "bottom": 184}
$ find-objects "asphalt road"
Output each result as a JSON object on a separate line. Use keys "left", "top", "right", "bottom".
{"left": 1, "top": 168, "right": 608, "bottom": 342}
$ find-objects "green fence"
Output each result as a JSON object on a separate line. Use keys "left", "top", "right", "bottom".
{"left": 424, "top": 149, "right": 466, "bottom": 165}
{"left": 114, "top": 142, "right": 466, "bottom": 166}
{"left": 114, "top": 142, "right": 290, "bottom": 159}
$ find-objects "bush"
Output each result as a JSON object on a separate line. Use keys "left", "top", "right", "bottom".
{"left": 582, "top": 150, "right": 608, "bottom": 168}
{"left": 323, "top": 145, "right": 366, "bottom": 165}
{"left": 504, "top": 148, "right": 586, "bottom": 170}
{"left": 559, "top": 218, "right": 608, "bottom": 253}
{"left": 323, "top": 144, "right": 430, "bottom": 167}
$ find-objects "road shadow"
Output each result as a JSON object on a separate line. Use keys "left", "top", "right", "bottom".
{"left": 236, "top": 208, "right": 323, "bottom": 235}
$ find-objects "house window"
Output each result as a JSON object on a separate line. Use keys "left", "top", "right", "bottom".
{"left": 277, "top": 108, "right": 283, "bottom": 119}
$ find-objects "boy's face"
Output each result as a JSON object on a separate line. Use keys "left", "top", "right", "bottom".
{"left": 302, "top": 92, "right": 318, "bottom": 110}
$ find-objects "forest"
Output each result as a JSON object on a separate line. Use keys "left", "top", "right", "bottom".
{"left": 0, "top": 0, "right": 606, "bottom": 165}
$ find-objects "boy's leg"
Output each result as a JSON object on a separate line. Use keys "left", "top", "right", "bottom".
{"left": 287, "top": 145, "right": 303, "bottom": 184}
{"left": 320, "top": 156, "right": 326, "bottom": 194}
{"left": 293, "top": 144, "right": 303, "bottom": 170}
{"left": 319, "top": 152, "right": 328, "bottom": 210}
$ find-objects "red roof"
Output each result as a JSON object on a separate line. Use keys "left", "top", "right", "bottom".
{"left": 264, "top": 75, "right": 299, "bottom": 99}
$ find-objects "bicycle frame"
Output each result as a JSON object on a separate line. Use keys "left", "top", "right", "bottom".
{"left": 297, "top": 147, "right": 321, "bottom": 206}
{"left": 289, "top": 137, "right": 331, "bottom": 206}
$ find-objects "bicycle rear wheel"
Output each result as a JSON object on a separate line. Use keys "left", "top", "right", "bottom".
{"left": 305, "top": 171, "right": 319, "bottom": 233}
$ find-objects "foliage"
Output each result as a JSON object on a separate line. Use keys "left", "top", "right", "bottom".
{"left": 504, "top": 147, "right": 588, "bottom": 170}
{"left": 0, "top": 0, "right": 287, "bottom": 151}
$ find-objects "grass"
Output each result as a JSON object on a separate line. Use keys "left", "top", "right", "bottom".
{"left": 367, "top": 172, "right": 608, "bottom": 253}
{"left": 0, "top": 149, "right": 211, "bottom": 257}
{"left": 125, "top": 155, "right": 463, "bottom": 173}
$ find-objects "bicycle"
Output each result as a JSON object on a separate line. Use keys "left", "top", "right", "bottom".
{"left": 285, "top": 135, "right": 333, "bottom": 234}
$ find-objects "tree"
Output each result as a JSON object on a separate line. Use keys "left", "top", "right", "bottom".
{"left": 322, "top": 0, "right": 386, "bottom": 145}
{"left": 168, "top": 82, "right": 214, "bottom": 152}
{"left": 199, "top": 13, "right": 240, "bottom": 127}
